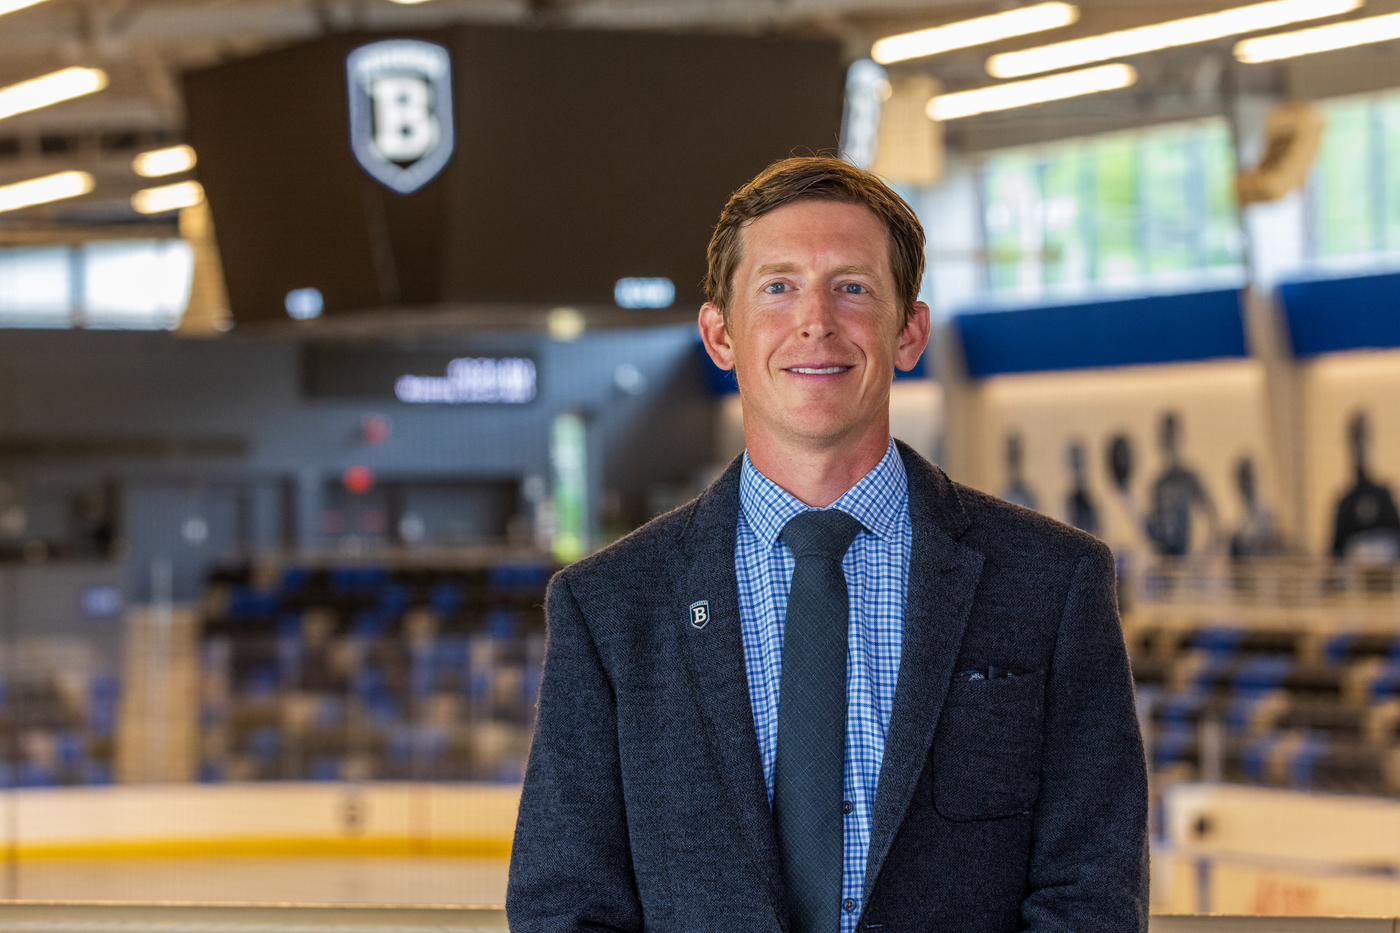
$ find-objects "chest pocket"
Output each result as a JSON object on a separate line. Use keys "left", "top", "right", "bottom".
{"left": 930, "top": 669, "right": 1045, "bottom": 822}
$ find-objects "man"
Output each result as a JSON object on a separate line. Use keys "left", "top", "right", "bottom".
{"left": 508, "top": 157, "right": 1147, "bottom": 932}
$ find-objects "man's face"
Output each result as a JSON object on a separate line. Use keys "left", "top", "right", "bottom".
{"left": 699, "top": 199, "right": 929, "bottom": 452}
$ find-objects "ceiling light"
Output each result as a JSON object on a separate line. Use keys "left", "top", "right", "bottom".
{"left": 928, "top": 63, "right": 1137, "bottom": 120}
{"left": 547, "top": 307, "right": 585, "bottom": 341}
{"left": 0, "top": 0, "right": 53, "bottom": 17}
{"left": 0, "top": 171, "right": 94, "bottom": 213}
{"left": 1235, "top": 9, "right": 1400, "bottom": 61}
{"left": 872, "top": 2, "right": 1078, "bottom": 65}
{"left": 0, "top": 67, "right": 108, "bottom": 122}
{"left": 987, "top": 0, "right": 1359, "bottom": 78}
{"left": 133, "top": 144, "right": 197, "bottom": 178}
{"left": 132, "top": 180, "right": 204, "bottom": 214}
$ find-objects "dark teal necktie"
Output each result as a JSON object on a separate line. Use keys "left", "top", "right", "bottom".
{"left": 774, "top": 509, "right": 864, "bottom": 933}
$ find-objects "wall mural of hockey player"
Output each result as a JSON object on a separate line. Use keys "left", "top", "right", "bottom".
{"left": 1106, "top": 412, "right": 1218, "bottom": 556}
{"left": 1002, "top": 432, "right": 1038, "bottom": 510}
{"left": 1230, "top": 456, "right": 1284, "bottom": 558}
{"left": 1065, "top": 441, "right": 1100, "bottom": 536}
{"left": 1332, "top": 411, "right": 1400, "bottom": 561}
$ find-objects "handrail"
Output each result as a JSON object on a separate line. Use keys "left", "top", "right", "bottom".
{"left": 1150, "top": 917, "right": 1397, "bottom": 931}
{"left": 1165, "top": 844, "right": 1400, "bottom": 880}
{"left": 0, "top": 904, "right": 510, "bottom": 932}
{"left": 1123, "top": 556, "right": 1400, "bottom": 629}
{"left": 0, "top": 905, "right": 1393, "bottom": 932}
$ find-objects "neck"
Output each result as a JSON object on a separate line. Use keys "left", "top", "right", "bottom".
{"left": 744, "top": 416, "right": 891, "bottom": 508}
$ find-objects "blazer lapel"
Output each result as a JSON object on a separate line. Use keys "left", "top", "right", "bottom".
{"left": 675, "top": 458, "right": 787, "bottom": 926}
{"left": 864, "top": 445, "right": 985, "bottom": 899}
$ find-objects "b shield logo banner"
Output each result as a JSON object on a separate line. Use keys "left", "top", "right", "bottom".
{"left": 346, "top": 40, "right": 454, "bottom": 194}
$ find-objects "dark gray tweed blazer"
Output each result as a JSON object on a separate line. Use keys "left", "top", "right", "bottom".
{"left": 507, "top": 442, "right": 1148, "bottom": 933}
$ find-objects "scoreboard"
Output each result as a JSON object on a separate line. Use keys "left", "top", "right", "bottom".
{"left": 183, "top": 24, "right": 844, "bottom": 324}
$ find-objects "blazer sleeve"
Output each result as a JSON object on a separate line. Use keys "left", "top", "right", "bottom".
{"left": 1020, "top": 543, "right": 1150, "bottom": 933}
{"left": 506, "top": 574, "right": 644, "bottom": 933}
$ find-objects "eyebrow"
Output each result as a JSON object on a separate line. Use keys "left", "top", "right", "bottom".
{"left": 752, "top": 263, "right": 879, "bottom": 277}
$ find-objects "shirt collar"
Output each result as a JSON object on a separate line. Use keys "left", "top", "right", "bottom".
{"left": 739, "top": 437, "right": 908, "bottom": 550}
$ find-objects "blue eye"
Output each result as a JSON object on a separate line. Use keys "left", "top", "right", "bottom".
{"left": 765, "top": 282, "right": 788, "bottom": 294}
{"left": 842, "top": 283, "right": 866, "bottom": 294}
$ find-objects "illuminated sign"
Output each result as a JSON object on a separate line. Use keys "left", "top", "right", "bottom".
{"left": 346, "top": 40, "right": 454, "bottom": 194}
{"left": 394, "top": 357, "right": 536, "bottom": 404}
{"left": 285, "top": 287, "right": 323, "bottom": 320}
{"left": 614, "top": 277, "right": 675, "bottom": 308}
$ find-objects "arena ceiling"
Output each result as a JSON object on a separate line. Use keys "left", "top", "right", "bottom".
{"left": 0, "top": 0, "right": 1396, "bottom": 227}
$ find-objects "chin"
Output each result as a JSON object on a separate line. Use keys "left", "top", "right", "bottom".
{"left": 781, "top": 415, "right": 863, "bottom": 447}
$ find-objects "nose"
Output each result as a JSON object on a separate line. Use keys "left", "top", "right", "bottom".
{"left": 795, "top": 288, "right": 837, "bottom": 340}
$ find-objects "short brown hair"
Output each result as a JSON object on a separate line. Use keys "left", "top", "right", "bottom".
{"left": 703, "top": 156, "right": 926, "bottom": 326}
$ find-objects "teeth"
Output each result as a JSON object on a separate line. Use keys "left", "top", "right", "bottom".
{"left": 790, "top": 367, "right": 847, "bottom": 374}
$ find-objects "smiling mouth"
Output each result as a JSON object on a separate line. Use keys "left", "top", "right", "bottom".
{"left": 787, "top": 366, "right": 851, "bottom": 375}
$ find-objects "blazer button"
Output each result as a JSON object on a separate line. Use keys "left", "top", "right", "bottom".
{"left": 842, "top": 800, "right": 852, "bottom": 814}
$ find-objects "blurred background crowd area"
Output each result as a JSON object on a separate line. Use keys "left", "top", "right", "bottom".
{"left": 3, "top": 0, "right": 1400, "bottom": 915}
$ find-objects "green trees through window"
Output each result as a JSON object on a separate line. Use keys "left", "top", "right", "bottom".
{"left": 1309, "top": 93, "right": 1400, "bottom": 261}
{"left": 979, "top": 120, "right": 1243, "bottom": 301}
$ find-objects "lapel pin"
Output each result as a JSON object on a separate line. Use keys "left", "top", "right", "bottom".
{"left": 689, "top": 600, "right": 710, "bottom": 629}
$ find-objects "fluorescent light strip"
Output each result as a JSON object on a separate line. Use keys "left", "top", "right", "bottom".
{"left": 1235, "top": 9, "right": 1400, "bottom": 60}
{"left": 928, "top": 63, "right": 1136, "bottom": 120}
{"left": 133, "top": 144, "right": 197, "bottom": 178}
{"left": 872, "top": 2, "right": 1078, "bottom": 65}
{"left": 132, "top": 180, "right": 204, "bottom": 214}
{"left": 0, "top": 67, "right": 108, "bottom": 122}
{"left": 0, "top": 0, "right": 52, "bottom": 16}
{"left": 987, "top": 0, "right": 1359, "bottom": 78}
{"left": 0, "top": 171, "right": 94, "bottom": 213}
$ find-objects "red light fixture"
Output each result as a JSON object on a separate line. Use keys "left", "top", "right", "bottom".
{"left": 343, "top": 465, "right": 375, "bottom": 495}
{"left": 362, "top": 414, "right": 391, "bottom": 445}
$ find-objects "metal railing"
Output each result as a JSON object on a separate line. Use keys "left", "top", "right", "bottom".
{"left": 0, "top": 905, "right": 1392, "bottom": 932}
{"left": 1124, "top": 557, "right": 1400, "bottom": 632}
{"left": 1150, "top": 918, "right": 1399, "bottom": 931}
{"left": 0, "top": 904, "right": 510, "bottom": 932}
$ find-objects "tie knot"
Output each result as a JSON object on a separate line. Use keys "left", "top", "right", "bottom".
{"left": 780, "top": 509, "right": 864, "bottom": 561}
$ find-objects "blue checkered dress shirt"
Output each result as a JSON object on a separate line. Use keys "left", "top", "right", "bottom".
{"left": 736, "top": 438, "right": 911, "bottom": 932}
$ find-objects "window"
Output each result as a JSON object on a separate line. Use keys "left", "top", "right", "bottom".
{"left": 979, "top": 119, "right": 1244, "bottom": 303}
{"left": 1308, "top": 90, "right": 1400, "bottom": 264}
{"left": 82, "top": 240, "right": 193, "bottom": 329}
{"left": 0, "top": 240, "right": 193, "bottom": 329}
{"left": 0, "top": 246, "right": 72, "bottom": 326}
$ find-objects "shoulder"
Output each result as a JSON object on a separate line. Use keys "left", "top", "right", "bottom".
{"left": 543, "top": 505, "right": 697, "bottom": 654}
{"left": 945, "top": 483, "right": 1120, "bottom": 660}
{"left": 550, "top": 454, "right": 742, "bottom": 626}
{"left": 898, "top": 440, "right": 1107, "bottom": 572}
{"left": 953, "top": 480, "right": 1109, "bottom": 568}
{"left": 552, "top": 501, "right": 695, "bottom": 595}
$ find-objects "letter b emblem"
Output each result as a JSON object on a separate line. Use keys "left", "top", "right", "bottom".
{"left": 689, "top": 601, "right": 710, "bottom": 629}
{"left": 346, "top": 39, "right": 455, "bottom": 194}
{"left": 371, "top": 77, "right": 437, "bottom": 161}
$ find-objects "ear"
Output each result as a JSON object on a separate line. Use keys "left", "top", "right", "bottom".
{"left": 698, "top": 303, "right": 736, "bottom": 371}
{"left": 894, "top": 300, "right": 932, "bottom": 372}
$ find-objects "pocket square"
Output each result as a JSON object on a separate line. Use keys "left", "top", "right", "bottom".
{"left": 953, "top": 665, "right": 1020, "bottom": 682}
